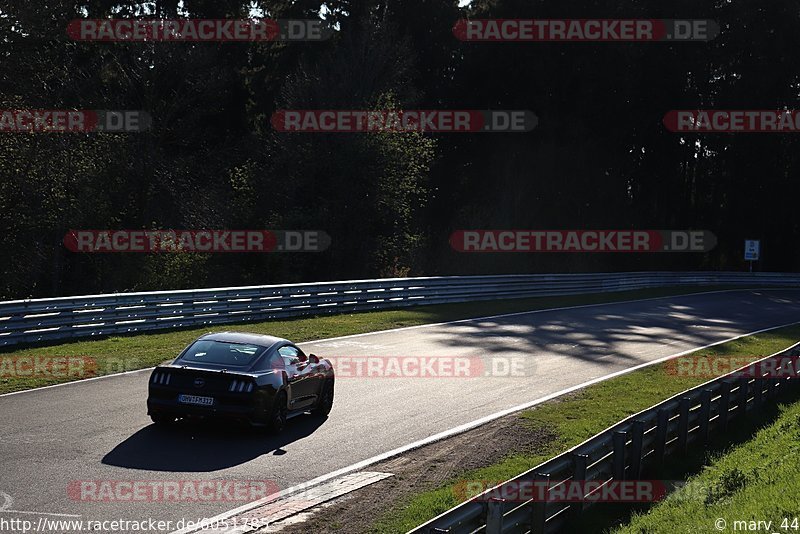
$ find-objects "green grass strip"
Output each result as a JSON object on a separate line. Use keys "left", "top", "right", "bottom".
{"left": 612, "top": 396, "right": 800, "bottom": 533}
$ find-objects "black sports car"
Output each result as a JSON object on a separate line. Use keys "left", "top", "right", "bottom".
{"left": 147, "top": 332, "right": 334, "bottom": 432}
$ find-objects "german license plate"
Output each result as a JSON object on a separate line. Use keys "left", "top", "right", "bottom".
{"left": 178, "top": 394, "right": 214, "bottom": 406}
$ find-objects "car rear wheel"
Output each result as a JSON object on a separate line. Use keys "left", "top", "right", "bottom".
{"left": 268, "top": 391, "right": 288, "bottom": 433}
{"left": 312, "top": 380, "right": 334, "bottom": 417}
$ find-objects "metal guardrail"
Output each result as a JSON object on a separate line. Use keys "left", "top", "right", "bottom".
{"left": 1, "top": 271, "right": 800, "bottom": 347}
{"left": 410, "top": 341, "right": 800, "bottom": 534}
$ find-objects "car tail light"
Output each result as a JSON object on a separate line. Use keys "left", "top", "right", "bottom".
{"left": 151, "top": 372, "right": 171, "bottom": 385}
{"left": 229, "top": 379, "right": 254, "bottom": 393}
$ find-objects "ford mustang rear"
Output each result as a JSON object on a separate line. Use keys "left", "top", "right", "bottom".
{"left": 147, "top": 332, "right": 334, "bottom": 432}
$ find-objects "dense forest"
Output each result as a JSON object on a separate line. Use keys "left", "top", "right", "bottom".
{"left": 2, "top": 0, "right": 799, "bottom": 299}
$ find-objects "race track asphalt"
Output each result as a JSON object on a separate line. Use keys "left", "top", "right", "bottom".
{"left": 2, "top": 289, "right": 800, "bottom": 533}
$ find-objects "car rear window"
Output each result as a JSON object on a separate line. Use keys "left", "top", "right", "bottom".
{"left": 179, "top": 340, "right": 264, "bottom": 367}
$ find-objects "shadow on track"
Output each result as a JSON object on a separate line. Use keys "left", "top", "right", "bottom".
{"left": 101, "top": 416, "right": 327, "bottom": 471}
{"left": 428, "top": 290, "right": 800, "bottom": 367}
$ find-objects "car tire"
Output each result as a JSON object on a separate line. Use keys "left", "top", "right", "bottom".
{"left": 311, "top": 379, "right": 334, "bottom": 417}
{"left": 150, "top": 414, "right": 174, "bottom": 426}
{"left": 268, "top": 391, "right": 288, "bottom": 433}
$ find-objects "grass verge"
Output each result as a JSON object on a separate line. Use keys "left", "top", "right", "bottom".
{"left": 0, "top": 285, "right": 736, "bottom": 395}
{"left": 610, "top": 396, "right": 800, "bottom": 533}
{"left": 372, "top": 324, "right": 800, "bottom": 534}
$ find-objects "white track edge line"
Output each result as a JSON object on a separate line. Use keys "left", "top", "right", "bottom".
{"left": 169, "top": 319, "right": 800, "bottom": 534}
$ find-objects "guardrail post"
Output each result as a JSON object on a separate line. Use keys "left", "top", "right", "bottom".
{"left": 737, "top": 378, "right": 749, "bottom": 417}
{"left": 781, "top": 374, "right": 793, "bottom": 395}
{"left": 653, "top": 409, "right": 669, "bottom": 465}
{"left": 677, "top": 397, "right": 691, "bottom": 453}
{"left": 629, "top": 421, "right": 645, "bottom": 480}
{"left": 698, "top": 390, "right": 712, "bottom": 445}
{"left": 753, "top": 377, "right": 763, "bottom": 410}
{"left": 718, "top": 382, "right": 731, "bottom": 432}
{"left": 486, "top": 498, "right": 505, "bottom": 534}
{"left": 793, "top": 360, "right": 800, "bottom": 391}
{"left": 530, "top": 473, "right": 550, "bottom": 534}
{"left": 767, "top": 373, "right": 777, "bottom": 399}
{"left": 570, "top": 454, "right": 589, "bottom": 518}
{"left": 613, "top": 431, "right": 627, "bottom": 481}
{"left": 786, "top": 373, "right": 797, "bottom": 394}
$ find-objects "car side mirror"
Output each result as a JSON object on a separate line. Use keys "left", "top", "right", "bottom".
{"left": 309, "top": 354, "right": 319, "bottom": 364}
